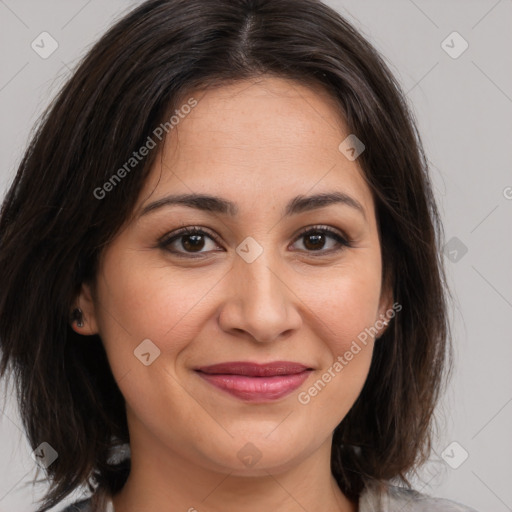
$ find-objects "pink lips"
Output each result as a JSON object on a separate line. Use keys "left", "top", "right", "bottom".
{"left": 195, "top": 361, "right": 313, "bottom": 402}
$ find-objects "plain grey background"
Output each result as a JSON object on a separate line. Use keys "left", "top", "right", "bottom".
{"left": 0, "top": 1, "right": 511, "bottom": 511}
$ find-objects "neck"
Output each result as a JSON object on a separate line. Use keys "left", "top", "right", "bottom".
{"left": 111, "top": 433, "right": 357, "bottom": 512}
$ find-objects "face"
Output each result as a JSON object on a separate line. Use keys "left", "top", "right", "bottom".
{"left": 78, "top": 76, "right": 392, "bottom": 477}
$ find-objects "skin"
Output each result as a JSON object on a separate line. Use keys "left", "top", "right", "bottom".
{"left": 74, "top": 76, "right": 392, "bottom": 512}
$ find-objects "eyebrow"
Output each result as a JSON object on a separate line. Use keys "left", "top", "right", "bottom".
{"left": 138, "top": 191, "right": 366, "bottom": 221}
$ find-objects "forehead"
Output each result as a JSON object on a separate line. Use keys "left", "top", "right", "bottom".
{"left": 136, "top": 76, "right": 375, "bottom": 222}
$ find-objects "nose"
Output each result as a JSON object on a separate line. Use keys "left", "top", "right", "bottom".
{"left": 217, "top": 247, "right": 302, "bottom": 344}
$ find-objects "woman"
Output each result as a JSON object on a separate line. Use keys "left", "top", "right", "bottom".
{"left": 0, "top": 0, "right": 479, "bottom": 511}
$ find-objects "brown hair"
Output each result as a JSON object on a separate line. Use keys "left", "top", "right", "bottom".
{"left": 0, "top": 0, "right": 452, "bottom": 510}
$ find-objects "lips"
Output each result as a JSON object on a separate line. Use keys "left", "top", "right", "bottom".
{"left": 196, "top": 361, "right": 311, "bottom": 377}
{"left": 194, "top": 361, "right": 313, "bottom": 402}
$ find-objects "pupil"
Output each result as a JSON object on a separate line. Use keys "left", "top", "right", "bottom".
{"left": 305, "top": 233, "right": 324, "bottom": 250}
{"left": 183, "top": 234, "right": 204, "bottom": 252}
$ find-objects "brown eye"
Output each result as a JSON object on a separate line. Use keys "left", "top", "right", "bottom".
{"left": 291, "top": 226, "right": 351, "bottom": 254}
{"left": 158, "top": 225, "right": 352, "bottom": 259}
{"left": 181, "top": 233, "right": 206, "bottom": 252}
{"left": 159, "top": 227, "right": 222, "bottom": 257}
{"left": 303, "top": 232, "right": 326, "bottom": 251}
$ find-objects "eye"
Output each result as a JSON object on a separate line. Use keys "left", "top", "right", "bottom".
{"left": 158, "top": 226, "right": 222, "bottom": 258}
{"left": 159, "top": 224, "right": 352, "bottom": 258}
{"left": 290, "top": 225, "right": 352, "bottom": 254}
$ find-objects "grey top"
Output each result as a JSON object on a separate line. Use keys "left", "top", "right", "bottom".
{"left": 61, "top": 482, "right": 480, "bottom": 511}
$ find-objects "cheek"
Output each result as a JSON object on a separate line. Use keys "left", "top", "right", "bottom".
{"left": 95, "top": 249, "right": 222, "bottom": 357}
{"left": 301, "top": 258, "right": 383, "bottom": 351}
{"left": 295, "top": 273, "right": 380, "bottom": 419}
{"left": 294, "top": 257, "right": 382, "bottom": 407}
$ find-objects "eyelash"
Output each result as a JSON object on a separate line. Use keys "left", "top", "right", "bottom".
{"left": 158, "top": 224, "right": 353, "bottom": 258}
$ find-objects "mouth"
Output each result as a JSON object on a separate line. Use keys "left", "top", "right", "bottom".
{"left": 194, "top": 361, "right": 313, "bottom": 402}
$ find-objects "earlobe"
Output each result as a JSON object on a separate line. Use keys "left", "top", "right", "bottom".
{"left": 376, "top": 317, "right": 389, "bottom": 339}
{"left": 70, "top": 307, "right": 84, "bottom": 328}
{"left": 70, "top": 282, "right": 99, "bottom": 335}
{"left": 376, "top": 281, "right": 394, "bottom": 339}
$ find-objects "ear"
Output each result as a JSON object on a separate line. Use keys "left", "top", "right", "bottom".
{"left": 376, "top": 273, "right": 394, "bottom": 339}
{"left": 70, "top": 281, "right": 100, "bottom": 335}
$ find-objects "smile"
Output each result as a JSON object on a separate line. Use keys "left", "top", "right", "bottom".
{"left": 194, "top": 361, "right": 313, "bottom": 402}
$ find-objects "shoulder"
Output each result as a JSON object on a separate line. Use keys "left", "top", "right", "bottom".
{"left": 384, "top": 485, "right": 480, "bottom": 512}
{"left": 60, "top": 497, "right": 93, "bottom": 511}
{"left": 359, "top": 482, "right": 481, "bottom": 512}
{"left": 59, "top": 485, "right": 115, "bottom": 511}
